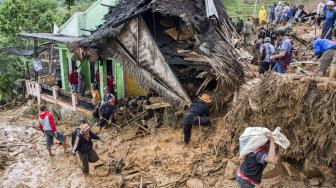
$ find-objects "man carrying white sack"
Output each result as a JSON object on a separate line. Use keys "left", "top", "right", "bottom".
{"left": 236, "top": 127, "right": 290, "bottom": 188}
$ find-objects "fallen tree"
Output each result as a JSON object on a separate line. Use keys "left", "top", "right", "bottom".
{"left": 216, "top": 74, "right": 336, "bottom": 179}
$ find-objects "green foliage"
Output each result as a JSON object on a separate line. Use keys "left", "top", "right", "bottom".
{"left": 0, "top": 0, "right": 66, "bottom": 45}
{"left": 0, "top": 0, "right": 67, "bottom": 103}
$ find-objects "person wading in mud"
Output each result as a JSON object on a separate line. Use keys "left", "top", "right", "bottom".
{"left": 182, "top": 94, "right": 211, "bottom": 145}
{"left": 72, "top": 124, "right": 100, "bottom": 175}
{"left": 236, "top": 133, "right": 278, "bottom": 188}
{"left": 38, "top": 105, "right": 67, "bottom": 156}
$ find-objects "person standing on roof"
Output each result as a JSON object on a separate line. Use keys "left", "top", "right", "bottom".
{"left": 259, "top": 37, "right": 276, "bottom": 74}
{"left": 236, "top": 133, "right": 278, "bottom": 188}
{"left": 321, "top": 1, "right": 336, "bottom": 39}
{"left": 243, "top": 18, "right": 254, "bottom": 45}
{"left": 38, "top": 105, "right": 67, "bottom": 156}
{"left": 182, "top": 94, "right": 211, "bottom": 145}
{"left": 72, "top": 124, "right": 101, "bottom": 175}
{"left": 69, "top": 66, "right": 79, "bottom": 93}
{"left": 313, "top": 38, "right": 336, "bottom": 77}
{"left": 270, "top": 30, "right": 293, "bottom": 73}
{"left": 258, "top": 6, "right": 267, "bottom": 25}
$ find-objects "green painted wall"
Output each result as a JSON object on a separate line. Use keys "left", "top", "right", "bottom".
{"left": 114, "top": 61, "right": 124, "bottom": 99}
{"left": 59, "top": 48, "right": 70, "bottom": 90}
{"left": 58, "top": 0, "right": 119, "bottom": 37}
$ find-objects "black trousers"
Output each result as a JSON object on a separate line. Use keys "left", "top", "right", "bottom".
{"left": 78, "top": 149, "right": 99, "bottom": 174}
{"left": 259, "top": 61, "right": 275, "bottom": 74}
{"left": 182, "top": 117, "right": 210, "bottom": 144}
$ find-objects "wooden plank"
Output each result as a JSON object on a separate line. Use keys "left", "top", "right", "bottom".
{"left": 144, "top": 102, "right": 170, "bottom": 110}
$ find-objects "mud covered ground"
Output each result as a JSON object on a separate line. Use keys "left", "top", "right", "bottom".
{"left": 0, "top": 104, "right": 332, "bottom": 188}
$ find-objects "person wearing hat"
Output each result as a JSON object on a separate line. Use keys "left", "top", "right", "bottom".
{"left": 38, "top": 105, "right": 67, "bottom": 156}
{"left": 259, "top": 37, "right": 276, "bottom": 74}
{"left": 72, "top": 123, "right": 101, "bottom": 175}
{"left": 182, "top": 94, "right": 211, "bottom": 145}
{"left": 270, "top": 29, "right": 293, "bottom": 73}
{"left": 99, "top": 96, "right": 117, "bottom": 130}
{"left": 321, "top": 1, "right": 336, "bottom": 39}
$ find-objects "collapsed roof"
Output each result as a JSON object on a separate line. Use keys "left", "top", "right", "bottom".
{"left": 69, "top": 0, "right": 244, "bottom": 110}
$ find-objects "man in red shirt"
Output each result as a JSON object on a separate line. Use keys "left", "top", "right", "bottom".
{"left": 38, "top": 105, "right": 67, "bottom": 156}
{"left": 69, "top": 66, "right": 79, "bottom": 93}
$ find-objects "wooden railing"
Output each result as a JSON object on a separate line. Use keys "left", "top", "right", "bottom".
{"left": 25, "top": 80, "right": 93, "bottom": 116}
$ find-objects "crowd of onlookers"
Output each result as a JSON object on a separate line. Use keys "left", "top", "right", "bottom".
{"left": 232, "top": 1, "right": 336, "bottom": 77}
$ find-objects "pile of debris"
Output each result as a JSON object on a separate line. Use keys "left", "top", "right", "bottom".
{"left": 216, "top": 74, "right": 336, "bottom": 179}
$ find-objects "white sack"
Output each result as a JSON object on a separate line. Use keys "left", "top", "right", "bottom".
{"left": 239, "top": 127, "right": 290, "bottom": 159}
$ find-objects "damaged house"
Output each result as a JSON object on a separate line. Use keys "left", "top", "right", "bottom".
{"left": 70, "top": 0, "right": 244, "bottom": 110}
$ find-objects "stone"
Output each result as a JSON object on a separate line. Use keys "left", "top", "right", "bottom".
{"left": 186, "top": 178, "right": 204, "bottom": 188}
{"left": 223, "top": 160, "right": 237, "bottom": 180}
{"left": 308, "top": 178, "right": 320, "bottom": 186}
{"left": 95, "top": 166, "right": 110, "bottom": 177}
{"left": 215, "top": 178, "right": 237, "bottom": 188}
{"left": 262, "top": 163, "right": 280, "bottom": 179}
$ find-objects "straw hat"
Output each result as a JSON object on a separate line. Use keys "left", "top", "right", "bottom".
{"left": 80, "top": 124, "right": 91, "bottom": 133}
{"left": 198, "top": 94, "right": 212, "bottom": 103}
{"left": 327, "top": 1, "right": 335, "bottom": 6}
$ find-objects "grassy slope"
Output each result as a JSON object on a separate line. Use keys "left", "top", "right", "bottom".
{"left": 223, "top": 0, "right": 317, "bottom": 20}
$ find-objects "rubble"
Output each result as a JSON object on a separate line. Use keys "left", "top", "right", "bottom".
{"left": 217, "top": 74, "right": 336, "bottom": 179}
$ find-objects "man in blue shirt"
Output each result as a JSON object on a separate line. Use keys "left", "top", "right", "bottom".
{"left": 321, "top": 1, "right": 336, "bottom": 39}
{"left": 313, "top": 38, "right": 336, "bottom": 76}
{"left": 270, "top": 30, "right": 293, "bottom": 73}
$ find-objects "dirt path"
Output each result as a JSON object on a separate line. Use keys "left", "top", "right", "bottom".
{"left": 0, "top": 105, "right": 331, "bottom": 188}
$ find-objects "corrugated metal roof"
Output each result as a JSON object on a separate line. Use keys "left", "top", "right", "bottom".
{"left": 19, "top": 32, "right": 83, "bottom": 43}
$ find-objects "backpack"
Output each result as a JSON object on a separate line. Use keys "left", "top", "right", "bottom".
{"left": 71, "top": 128, "right": 80, "bottom": 147}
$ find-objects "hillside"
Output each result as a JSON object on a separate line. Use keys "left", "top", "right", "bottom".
{"left": 223, "top": 0, "right": 319, "bottom": 20}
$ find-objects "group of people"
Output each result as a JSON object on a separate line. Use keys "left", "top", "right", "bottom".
{"left": 38, "top": 104, "right": 102, "bottom": 175}
{"left": 249, "top": 25, "right": 292, "bottom": 74}
{"left": 263, "top": 2, "right": 307, "bottom": 25}
{"left": 37, "top": 92, "right": 279, "bottom": 188}
{"left": 68, "top": 66, "right": 115, "bottom": 98}
{"left": 69, "top": 66, "right": 86, "bottom": 97}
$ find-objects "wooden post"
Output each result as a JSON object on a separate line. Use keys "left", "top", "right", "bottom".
{"left": 99, "top": 60, "right": 107, "bottom": 100}
{"left": 71, "top": 92, "right": 77, "bottom": 111}
{"left": 52, "top": 86, "right": 58, "bottom": 102}
{"left": 37, "top": 83, "right": 41, "bottom": 105}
